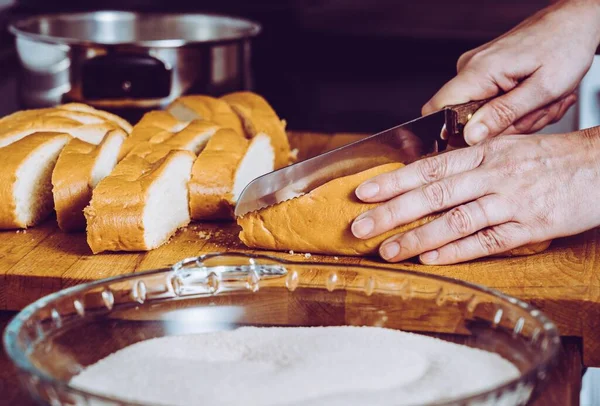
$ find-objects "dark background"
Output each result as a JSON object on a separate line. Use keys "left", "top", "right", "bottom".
{"left": 1, "top": 0, "right": 552, "bottom": 132}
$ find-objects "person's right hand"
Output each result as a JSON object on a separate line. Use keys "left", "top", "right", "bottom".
{"left": 422, "top": 0, "right": 600, "bottom": 145}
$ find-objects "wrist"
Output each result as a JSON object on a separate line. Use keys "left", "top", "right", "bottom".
{"left": 563, "top": 0, "right": 600, "bottom": 47}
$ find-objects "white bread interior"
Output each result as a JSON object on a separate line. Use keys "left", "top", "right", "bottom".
{"left": 143, "top": 153, "right": 194, "bottom": 248}
{"left": 221, "top": 91, "right": 292, "bottom": 169}
{"left": 91, "top": 132, "right": 125, "bottom": 187}
{"left": 232, "top": 134, "right": 275, "bottom": 203}
{"left": 189, "top": 130, "right": 274, "bottom": 220}
{"left": 52, "top": 131, "right": 125, "bottom": 232}
{"left": 84, "top": 149, "right": 196, "bottom": 253}
{"left": 0, "top": 133, "right": 71, "bottom": 229}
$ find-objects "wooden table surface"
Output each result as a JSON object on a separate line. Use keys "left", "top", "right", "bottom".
{"left": 0, "top": 131, "right": 595, "bottom": 405}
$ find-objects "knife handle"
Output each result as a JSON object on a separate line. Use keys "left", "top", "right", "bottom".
{"left": 444, "top": 98, "right": 492, "bottom": 147}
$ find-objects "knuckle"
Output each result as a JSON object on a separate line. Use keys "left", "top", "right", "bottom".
{"left": 488, "top": 99, "right": 518, "bottom": 129}
{"left": 421, "top": 182, "right": 448, "bottom": 211}
{"left": 446, "top": 206, "right": 472, "bottom": 235}
{"left": 418, "top": 156, "right": 446, "bottom": 183}
{"left": 444, "top": 242, "right": 462, "bottom": 263}
{"left": 466, "top": 51, "right": 488, "bottom": 68}
{"left": 379, "top": 202, "right": 399, "bottom": 226}
{"left": 477, "top": 228, "right": 508, "bottom": 254}
{"left": 457, "top": 51, "right": 473, "bottom": 71}
{"left": 483, "top": 136, "right": 509, "bottom": 158}
{"left": 388, "top": 171, "right": 405, "bottom": 193}
{"left": 402, "top": 230, "right": 424, "bottom": 252}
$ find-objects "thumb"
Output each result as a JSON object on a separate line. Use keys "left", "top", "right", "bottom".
{"left": 422, "top": 69, "right": 499, "bottom": 115}
{"left": 464, "top": 77, "right": 555, "bottom": 145}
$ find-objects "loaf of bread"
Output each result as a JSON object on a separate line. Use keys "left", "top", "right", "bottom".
{"left": 238, "top": 163, "right": 551, "bottom": 258}
{"left": 0, "top": 133, "right": 71, "bottom": 229}
{"left": 52, "top": 130, "right": 126, "bottom": 232}
{"left": 167, "top": 95, "right": 245, "bottom": 137}
{"left": 221, "top": 92, "right": 293, "bottom": 169}
{"left": 84, "top": 120, "right": 216, "bottom": 253}
{"left": 189, "top": 128, "right": 275, "bottom": 220}
{"left": 0, "top": 103, "right": 131, "bottom": 147}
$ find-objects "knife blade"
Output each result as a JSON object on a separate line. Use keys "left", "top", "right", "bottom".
{"left": 234, "top": 99, "right": 489, "bottom": 217}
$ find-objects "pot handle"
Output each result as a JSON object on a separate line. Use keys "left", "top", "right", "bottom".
{"left": 81, "top": 54, "right": 172, "bottom": 100}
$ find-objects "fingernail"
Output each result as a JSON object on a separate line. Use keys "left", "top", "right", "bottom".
{"left": 352, "top": 216, "right": 375, "bottom": 238}
{"left": 465, "top": 122, "right": 488, "bottom": 145}
{"left": 420, "top": 250, "right": 439, "bottom": 264}
{"left": 356, "top": 182, "right": 379, "bottom": 200}
{"left": 381, "top": 242, "right": 400, "bottom": 260}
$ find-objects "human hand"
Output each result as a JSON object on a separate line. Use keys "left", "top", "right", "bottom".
{"left": 423, "top": 0, "right": 600, "bottom": 145}
{"left": 350, "top": 129, "right": 600, "bottom": 264}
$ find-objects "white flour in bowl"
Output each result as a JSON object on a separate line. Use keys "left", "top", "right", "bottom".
{"left": 70, "top": 326, "right": 519, "bottom": 406}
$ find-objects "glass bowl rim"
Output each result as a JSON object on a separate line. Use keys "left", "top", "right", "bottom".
{"left": 2, "top": 251, "right": 561, "bottom": 406}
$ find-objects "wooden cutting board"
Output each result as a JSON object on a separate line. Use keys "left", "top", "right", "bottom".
{"left": 1, "top": 131, "right": 599, "bottom": 367}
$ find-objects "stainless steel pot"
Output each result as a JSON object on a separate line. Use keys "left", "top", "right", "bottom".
{"left": 9, "top": 11, "right": 261, "bottom": 116}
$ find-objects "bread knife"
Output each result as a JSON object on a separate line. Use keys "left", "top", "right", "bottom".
{"left": 234, "top": 99, "right": 490, "bottom": 217}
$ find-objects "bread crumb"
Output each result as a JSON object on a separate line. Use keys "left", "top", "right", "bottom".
{"left": 23, "top": 230, "right": 27, "bottom": 234}
{"left": 334, "top": 257, "right": 339, "bottom": 260}
{"left": 289, "top": 250, "right": 294, "bottom": 255}
{"left": 304, "top": 253, "right": 312, "bottom": 259}
{"left": 197, "top": 231, "right": 212, "bottom": 240}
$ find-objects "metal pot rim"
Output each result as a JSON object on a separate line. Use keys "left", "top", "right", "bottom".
{"left": 8, "top": 10, "right": 262, "bottom": 48}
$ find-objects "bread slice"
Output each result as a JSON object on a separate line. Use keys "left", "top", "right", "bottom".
{"left": 52, "top": 130, "right": 126, "bottom": 232}
{"left": 84, "top": 149, "right": 195, "bottom": 253}
{"left": 59, "top": 103, "right": 133, "bottom": 133}
{"left": 0, "top": 133, "right": 71, "bottom": 229}
{"left": 221, "top": 91, "right": 293, "bottom": 169}
{"left": 167, "top": 95, "right": 245, "bottom": 136}
{"left": 0, "top": 104, "right": 131, "bottom": 147}
{"left": 189, "top": 129, "right": 275, "bottom": 220}
{"left": 237, "top": 163, "right": 551, "bottom": 258}
{"left": 118, "top": 110, "right": 188, "bottom": 159}
{"left": 118, "top": 111, "right": 217, "bottom": 160}
{"left": 84, "top": 123, "right": 215, "bottom": 253}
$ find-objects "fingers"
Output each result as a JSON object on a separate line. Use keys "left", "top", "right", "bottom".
{"left": 352, "top": 170, "right": 489, "bottom": 240}
{"left": 501, "top": 93, "right": 577, "bottom": 135}
{"left": 377, "top": 195, "right": 513, "bottom": 262}
{"left": 355, "top": 146, "right": 485, "bottom": 203}
{"left": 463, "top": 76, "right": 560, "bottom": 144}
{"left": 422, "top": 69, "right": 498, "bottom": 115}
{"left": 418, "top": 222, "right": 532, "bottom": 265}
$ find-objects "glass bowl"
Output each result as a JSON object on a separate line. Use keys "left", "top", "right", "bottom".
{"left": 3, "top": 253, "right": 560, "bottom": 406}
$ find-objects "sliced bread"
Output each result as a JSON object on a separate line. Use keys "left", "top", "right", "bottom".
{"left": 0, "top": 133, "right": 71, "bottom": 229}
{"left": 221, "top": 91, "right": 293, "bottom": 169}
{"left": 167, "top": 95, "right": 244, "bottom": 136}
{"left": 84, "top": 122, "right": 215, "bottom": 253}
{"left": 52, "top": 130, "right": 126, "bottom": 232}
{"left": 189, "top": 128, "right": 275, "bottom": 220}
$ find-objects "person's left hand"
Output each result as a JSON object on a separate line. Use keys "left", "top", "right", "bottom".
{"left": 350, "top": 129, "right": 600, "bottom": 264}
